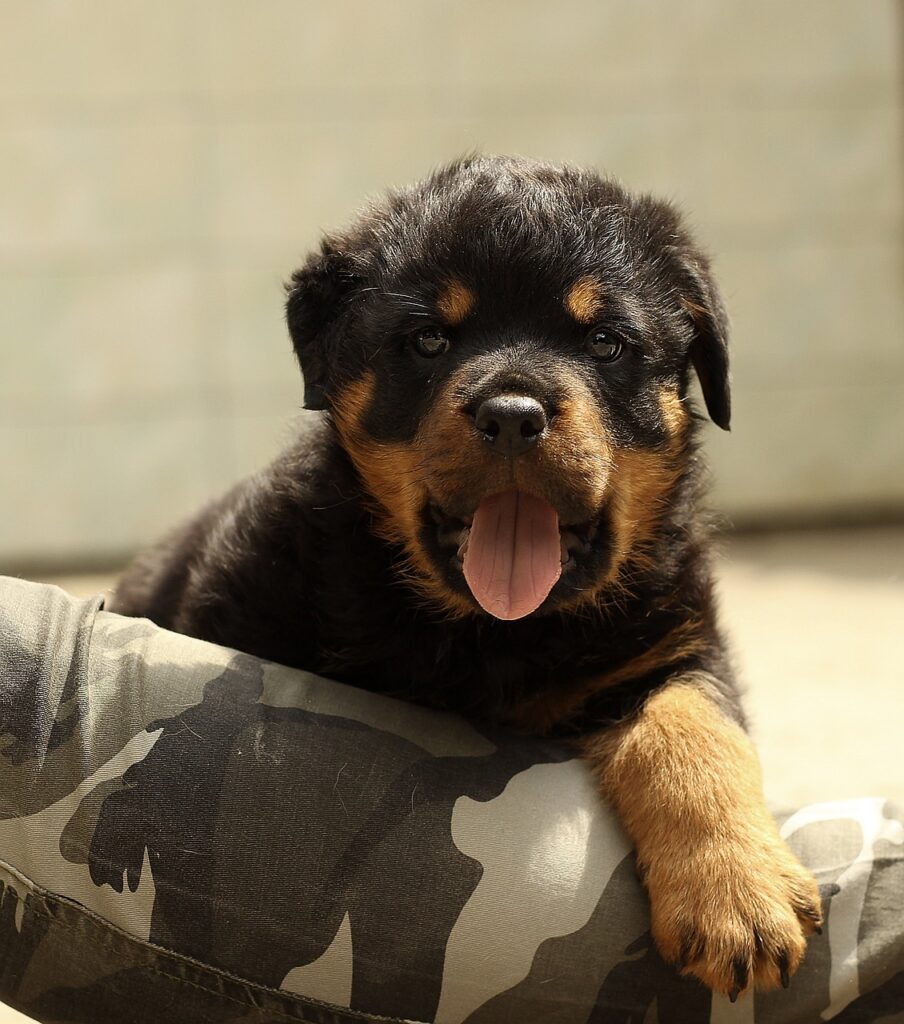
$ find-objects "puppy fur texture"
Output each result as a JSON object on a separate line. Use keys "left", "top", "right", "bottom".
{"left": 112, "top": 156, "right": 821, "bottom": 998}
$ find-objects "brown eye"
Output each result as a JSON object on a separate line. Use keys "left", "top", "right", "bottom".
{"left": 412, "top": 329, "right": 450, "bottom": 358}
{"left": 587, "top": 330, "right": 624, "bottom": 362}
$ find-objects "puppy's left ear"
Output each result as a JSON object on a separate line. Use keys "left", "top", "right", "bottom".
{"left": 680, "top": 256, "right": 732, "bottom": 431}
{"left": 286, "top": 244, "right": 360, "bottom": 411}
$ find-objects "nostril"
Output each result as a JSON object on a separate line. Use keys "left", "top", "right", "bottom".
{"left": 474, "top": 403, "right": 500, "bottom": 439}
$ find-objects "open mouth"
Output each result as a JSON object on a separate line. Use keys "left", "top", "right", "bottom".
{"left": 429, "top": 491, "right": 599, "bottom": 620}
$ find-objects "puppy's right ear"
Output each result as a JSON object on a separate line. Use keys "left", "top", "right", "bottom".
{"left": 285, "top": 246, "right": 360, "bottom": 411}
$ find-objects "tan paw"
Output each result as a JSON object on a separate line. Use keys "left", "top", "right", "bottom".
{"left": 646, "top": 836, "right": 822, "bottom": 1000}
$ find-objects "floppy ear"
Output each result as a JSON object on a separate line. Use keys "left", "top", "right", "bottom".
{"left": 285, "top": 246, "right": 360, "bottom": 411}
{"left": 680, "top": 257, "right": 732, "bottom": 431}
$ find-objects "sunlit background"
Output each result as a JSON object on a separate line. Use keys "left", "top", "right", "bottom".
{"left": 1, "top": 1, "right": 902, "bottom": 814}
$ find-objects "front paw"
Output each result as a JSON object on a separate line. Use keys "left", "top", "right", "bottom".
{"left": 645, "top": 836, "right": 822, "bottom": 1000}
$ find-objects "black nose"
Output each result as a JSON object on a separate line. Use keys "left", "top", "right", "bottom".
{"left": 474, "top": 395, "right": 548, "bottom": 456}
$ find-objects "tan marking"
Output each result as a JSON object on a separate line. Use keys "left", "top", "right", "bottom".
{"left": 608, "top": 447, "right": 684, "bottom": 572}
{"left": 549, "top": 442, "right": 684, "bottom": 619}
{"left": 658, "top": 387, "right": 689, "bottom": 437}
{"left": 565, "top": 277, "right": 604, "bottom": 324}
{"left": 579, "top": 677, "right": 822, "bottom": 997}
{"left": 332, "top": 372, "right": 473, "bottom": 617}
{"left": 506, "top": 618, "right": 710, "bottom": 734}
{"left": 421, "top": 364, "right": 612, "bottom": 531}
{"left": 436, "top": 279, "right": 476, "bottom": 325}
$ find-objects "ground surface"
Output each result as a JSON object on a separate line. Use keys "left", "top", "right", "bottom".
{"left": 718, "top": 526, "right": 903, "bottom": 808}
{"left": 1, "top": 527, "right": 901, "bottom": 1023}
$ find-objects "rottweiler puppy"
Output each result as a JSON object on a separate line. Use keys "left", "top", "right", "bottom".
{"left": 112, "top": 155, "right": 822, "bottom": 999}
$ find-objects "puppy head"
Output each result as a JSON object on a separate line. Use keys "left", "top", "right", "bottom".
{"left": 287, "top": 156, "right": 730, "bottom": 619}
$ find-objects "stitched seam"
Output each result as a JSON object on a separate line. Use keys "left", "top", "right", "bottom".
{"left": 0, "top": 857, "right": 425, "bottom": 1024}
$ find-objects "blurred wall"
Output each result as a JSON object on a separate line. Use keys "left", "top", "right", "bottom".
{"left": 2, "top": 1, "right": 902, "bottom": 569}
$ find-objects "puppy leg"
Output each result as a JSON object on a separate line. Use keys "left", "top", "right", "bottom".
{"left": 579, "top": 676, "right": 822, "bottom": 1000}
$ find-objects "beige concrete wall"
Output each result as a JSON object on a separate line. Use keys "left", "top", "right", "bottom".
{"left": 2, "top": 1, "right": 902, "bottom": 567}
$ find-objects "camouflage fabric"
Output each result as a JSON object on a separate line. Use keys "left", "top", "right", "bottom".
{"left": 0, "top": 576, "right": 901, "bottom": 1024}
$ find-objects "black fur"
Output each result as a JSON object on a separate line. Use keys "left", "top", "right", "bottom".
{"left": 112, "top": 155, "right": 739, "bottom": 730}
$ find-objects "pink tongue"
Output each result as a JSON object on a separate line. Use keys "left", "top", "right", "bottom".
{"left": 463, "top": 490, "right": 562, "bottom": 620}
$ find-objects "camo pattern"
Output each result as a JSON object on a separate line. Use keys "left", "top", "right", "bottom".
{"left": 0, "top": 575, "right": 902, "bottom": 1024}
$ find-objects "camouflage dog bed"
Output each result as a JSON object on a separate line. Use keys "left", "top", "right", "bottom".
{"left": 0, "top": 575, "right": 901, "bottom": 1023}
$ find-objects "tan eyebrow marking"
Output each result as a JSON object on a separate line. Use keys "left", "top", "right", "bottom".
{"left": 565, "top": 277, "right": 604, "bottom": 324}
{"left": 436, "top": 279, "right": 476, "bottom": 325}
